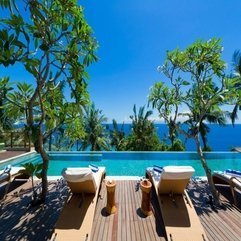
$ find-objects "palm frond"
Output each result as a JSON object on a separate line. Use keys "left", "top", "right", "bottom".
{"left": 232, "top": 50, "right": 241, "bottom": 76}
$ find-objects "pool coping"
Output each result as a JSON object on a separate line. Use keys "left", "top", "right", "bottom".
{"left": 46, "top": 175, "right": 142, "bottom": 181}
{"left": 0, "top": 151, "right": 36, "bottom": 165}
{"left": 46, "top": 175, "right": 208, "bottom": 181}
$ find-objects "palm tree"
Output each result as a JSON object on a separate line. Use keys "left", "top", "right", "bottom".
{"left": 80, "top": 103, "right": 110, "bottom": 151}
{"left": 127, "top": 105, "right": 162, "bottom": 151}
{"left": 109, "top": 119, "right": 125, "bottom": 151}
{"left": 230, "top": 50, "right": 241, "bottom": 124}
{"left": 200, "top": 110, "right": 227, "bottom": 151}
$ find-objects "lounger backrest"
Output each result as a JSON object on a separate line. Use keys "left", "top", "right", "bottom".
{"left": 62, "top": 168, "right": 97, "bottom": 194}
{"left": 158, "top": 166, "right": 194, "bottom": 194}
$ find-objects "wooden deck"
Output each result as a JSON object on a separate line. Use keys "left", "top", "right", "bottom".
{"left": 0, "top": 151, "right": 29, "bottom": 162}
{"left": 0, "top": 179, "right": 241, "bottom": 241}
{"left": 91, "top": 180, "right": 166, "bottom": 241}
{"left": 187, "top": 181, "right": 241, "bottom": 241}
{"left": 0, "top": 180, "right": 69, "bottom": 241}
{"left": 92, "top": 180, "right": 241, "bottom": 241}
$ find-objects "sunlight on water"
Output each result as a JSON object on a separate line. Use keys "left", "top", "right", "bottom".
{"left": 2, "top": 152, "right": 241, "bottom": 177}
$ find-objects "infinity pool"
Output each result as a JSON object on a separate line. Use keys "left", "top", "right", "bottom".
{"left": 1, "top": 151, "right": 241, "bottom": 177}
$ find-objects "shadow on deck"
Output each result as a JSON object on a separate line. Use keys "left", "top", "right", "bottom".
{"left": 0, "top": 179, "right": 240, "bottom": 241}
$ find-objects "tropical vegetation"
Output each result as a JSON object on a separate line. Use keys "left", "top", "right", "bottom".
{"left": 230, "top": 50, "right": 241, "bottom": 124}
{"left": 148, "top": 38, "right": 239, "bottom": 204}
{"left": 0, "top": 0, "right": 98, "bottom": 202}
{"left": 124, "top": 105, "right": 165, "bottom": 151}
{"left": 20, "top": 162, "right": 43, "bottom": 205}
{"left": 0, "top": 2, "right": 240, "bottom": 206}
{"left": 108, "top": 119, "right": 126, "bottom": 151}
{"left": 80, "top": 103, "right": 110, "bottom": 151}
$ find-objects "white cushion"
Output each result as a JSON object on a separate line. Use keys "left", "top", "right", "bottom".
{"left": 161, "top": 166, "right": 195, "bottom": 180}
{"left": 62, "top": 168, "right": 94, "bottom": 183}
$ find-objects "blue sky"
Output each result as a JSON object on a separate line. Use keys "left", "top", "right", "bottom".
{"left": 80, "top": 0, "right": 241, "bottom": 123}
{"left": 1, "top": 1, "right": 241, "bottom": 123}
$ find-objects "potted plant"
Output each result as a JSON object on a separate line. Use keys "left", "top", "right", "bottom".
{"left": 20, "top": 162, "right": 43, "bottom": 206}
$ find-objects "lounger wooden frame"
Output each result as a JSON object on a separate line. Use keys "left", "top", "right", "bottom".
{"left": 0, "top": 167, "right": 26, "bottom": 204}
{"left": 147, "top": 168, "right": 208, "bottom": 241}
{"left": 213, "top": 172, "right": 241, "bottom": 206}
{"left": 51, "top": 167, "right": 106, "bottom": 241}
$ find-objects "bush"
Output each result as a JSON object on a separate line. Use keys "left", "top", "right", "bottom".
{"left": 0, "top": 142, "right": 4, "bottom": 151}
{"left": 168, "top": 139, "right": 185, "bottom": 151}
{"left": 202, "top": 146, "right": 212, "bottom": 152}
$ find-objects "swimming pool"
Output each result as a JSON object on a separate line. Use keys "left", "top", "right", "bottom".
{"left": 1, "top": 151, "right": 241, "bottom": 177}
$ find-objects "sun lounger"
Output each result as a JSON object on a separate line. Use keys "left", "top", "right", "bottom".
{"left": 0, "top": 166, "right": 25, "bottom": 183}
{"left": 61, "top": 167, "right": 97, "bottom": 194}
{"left": 146, "top": 165, "right": 208, "bottom": 241}
{"left": 213, "top": 169, "right": 241, "bottom": 205}
{"left": 0, "top": 166, "right": 25, "bottom": 200}
{"left": 51, "top": 166, "right": 106, "bottom": 241}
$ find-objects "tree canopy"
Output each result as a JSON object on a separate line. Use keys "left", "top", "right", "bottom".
{"left": 0, "top": 0, "right": 98, "bottom": 201}
{"left": 125, "top": 105, "right": 164, "bottom": 151}
{"left": 149, "top": 38, "right": 238, "bottom": 204}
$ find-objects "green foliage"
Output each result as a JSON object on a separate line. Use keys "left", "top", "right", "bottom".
{"left": 125, "top": 105, "right": 163, "bottom": 151}
{"left": 149, "top": 38, "right": 231, "bottom": 144}
{"left": 168, "top": 139, "right": 185, "bottom": 151}
{"left": 230, "top": 50, "right": 241, "bottom": 125}
{"left": 20, "top": 162, "right": 43, "bottom": 205}
{"left": 80, "top": 103, "right": 110, "bottom": 151}
{"left": 21, "top": 162, "right": 43, "bottom": 179}
{"left": 0, "top": 0, "right": 98, "bottom": 201}
{"left": 0, "top": 0, "right": 97, "bottom": 145}
{"left": 109, "top": 119, "right": 126, "bottom": 151}
{"left": 0, "top": 77, "right": 15, "bottom": 130}
{"left": 202, "top": 146, "right": 212, "bottom": 152}
{"left": 0, "top": 0, "right": 98, "bottom": 132}
{"left": 124, "top": 134, "right": 162, "bottom": 151}
{"left": 149, "top": 38, "right": 235, "bottom": 203}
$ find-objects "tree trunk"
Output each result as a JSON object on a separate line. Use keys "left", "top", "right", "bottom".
{"left": 195, "top": 135, "right": 220, "bottom": 205}
{"left": 36, "top": 126, "right": 49, "bottom": 202}
{"left": 200, "top": 131, "right": 208, "bottom": 150}
{"left": 49, "top": 131, "right": 52, "bottom": 151}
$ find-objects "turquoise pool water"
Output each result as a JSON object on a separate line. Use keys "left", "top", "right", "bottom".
{"left": 1, "top": 151, "right": 241, "bottom": 177}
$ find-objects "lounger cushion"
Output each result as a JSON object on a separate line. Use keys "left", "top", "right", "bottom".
{"left": 161, "top": 166, "right": 195, "bottom": 180}
{"left": 153, "top": 165, "right": 163, "bottom": 173}
{"left": 62, "top": 168, "right": 97, "bottom": 194}
{"left": 62, "top": 168, "right": 94, "bottom": 183}
{"left": 89, "top": 164, "right": 99, "bottom": 173}
{"left": 158, "top": 166, "right": 194, "bottom": 194}
{"left": 225, "top": 169, "right": 241, "bottom": 178}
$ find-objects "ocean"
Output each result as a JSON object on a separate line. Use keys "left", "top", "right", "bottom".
{"left": 14, "top": 123, "right": 241, "bottom": 151}
{"left": 108, "top": 124, "right": 241, "bottom": 152}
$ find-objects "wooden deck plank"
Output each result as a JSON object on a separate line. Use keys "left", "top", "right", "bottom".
{"left": 187, "top": 181, "right": 241, "bottom": 241}
{"left": 129, "top": 181, "right": 137, "bottom": 241}
{"left": 116, "top": 179, "right": 122, "bottom": 241}
{"left": 121, "top": 180, "right": 127, "bottom": 241}
{"left": 130, "top": 180, "right": 141, "bottom": 241}
{"left": 136, "top": 185, "right": 150, "bottom": 241}
{"left": 91, "top": 181, "right": 107, "bottom": 241}
{"left": 91, "top": 180, "right": 166, "bottom": 241}
{"left": 200, "top": 210, "right": 233, "bottom": 241}
{"left": 131, "top": 180, "right": 145, "bottom": 241}
{"left": 0, "top": 180, "right": 69, "bottom": 241}
{"left": 125, "top": 181, "right": 132, "bottom": 241}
